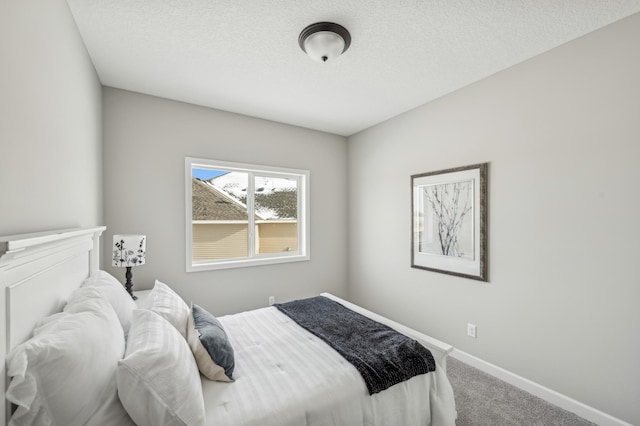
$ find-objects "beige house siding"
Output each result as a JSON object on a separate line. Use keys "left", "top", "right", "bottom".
{"left": 256, "top": 222, "right": 298, "bottom": 254}
{"left": 193, "top": 223, "right": 248, "bottom": 261}
{"left": 193, "top": 222, "right": 297, "bottom": 260}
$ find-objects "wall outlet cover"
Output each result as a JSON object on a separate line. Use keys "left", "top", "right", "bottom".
{"left": 467, "top": 323, "right": 477, "bottom": 338}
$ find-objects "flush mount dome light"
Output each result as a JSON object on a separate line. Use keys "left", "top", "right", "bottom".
{"left": 299, "top": 22, "right": 351, "bottom": 63}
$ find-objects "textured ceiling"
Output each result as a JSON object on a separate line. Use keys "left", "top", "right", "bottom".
{"left": 66, "top": 1, "right": 640, "bottom": 136}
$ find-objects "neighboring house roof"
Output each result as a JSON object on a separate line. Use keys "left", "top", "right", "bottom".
{"left": 252, "top": 191, "right": 297, "bottom": 220}
{"left": 192, "top": 178, "right": 248, "bottom": 221}
{"left": 210, "top": 172, "right": 296, "bottom": 198}
{"left": 193, "top": 177, "right": 298, "bottom": 221}
{"left": 208, "top": 172, "right": 298, "bottom": 220}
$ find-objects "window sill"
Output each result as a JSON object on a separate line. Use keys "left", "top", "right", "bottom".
{"left": 187, "top": 253, "right": 310, "bottom": 272}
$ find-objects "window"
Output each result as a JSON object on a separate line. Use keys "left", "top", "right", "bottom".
{"left": 185, "top": 157, "right": 310, "bottom": 271}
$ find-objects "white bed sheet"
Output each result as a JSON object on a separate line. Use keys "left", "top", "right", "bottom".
{"left": 202, "top": 306, "right": 457, "bottom": 426}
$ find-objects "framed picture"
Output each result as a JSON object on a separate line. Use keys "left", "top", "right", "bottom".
{"left": 411, "top": 163, "right": 488, "bottom": 281}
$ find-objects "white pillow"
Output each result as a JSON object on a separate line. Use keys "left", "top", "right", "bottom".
{"left": 117, "top": 309, "right": 206, "bottom": 426}
{"left": 81, "top": 270, "right": 138, "bottom": 337}
{"left": 145, "top": 280, "right": 191, "bottom": 338}
{"left": 6, "top": 294, "right": 135, "bottom": 426}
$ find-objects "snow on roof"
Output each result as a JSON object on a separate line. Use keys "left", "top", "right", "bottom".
{"left": 194, "top": 172, "right": 298, "bottom": 220}
{"left": 207, "top": 172, "right": 297, "bottom": 220}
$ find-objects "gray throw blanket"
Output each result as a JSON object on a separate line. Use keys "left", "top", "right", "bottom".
{"left": 275, "top": 296, "right": 436, "bottom": 394}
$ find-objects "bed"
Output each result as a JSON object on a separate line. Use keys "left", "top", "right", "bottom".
{"left": 1, "top": 227, "right": 457, "bottom": 426}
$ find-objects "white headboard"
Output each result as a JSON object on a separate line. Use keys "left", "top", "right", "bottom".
{"left": 0, "top": 226, "right": 105, "bottom": 426}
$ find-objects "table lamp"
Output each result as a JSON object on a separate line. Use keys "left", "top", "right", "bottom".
{"left": 112, "top": 234, "right": 146, "bottom": 300}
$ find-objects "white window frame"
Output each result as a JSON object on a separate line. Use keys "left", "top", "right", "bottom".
{"left": 185, "top": 157, "right": 310, "bottom": 272}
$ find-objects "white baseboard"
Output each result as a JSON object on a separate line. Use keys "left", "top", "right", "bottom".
{"left": 449, "top": 349, "right": 632, "bottom": 426}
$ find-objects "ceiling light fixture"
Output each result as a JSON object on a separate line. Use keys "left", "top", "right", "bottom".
{"left": 298, "top": 22, "right": 351, "bottom": 63}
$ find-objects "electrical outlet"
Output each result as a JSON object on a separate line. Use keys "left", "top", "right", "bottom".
{"left": 467, "top": 323, "right": 477, "bottom": 338}
{"left": 268, "top": 296, "right": 275, "bottom": 306}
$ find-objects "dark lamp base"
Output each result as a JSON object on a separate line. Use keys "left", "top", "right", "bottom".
{"left": 125, "top": 266, "right": 138, "bottom": 300}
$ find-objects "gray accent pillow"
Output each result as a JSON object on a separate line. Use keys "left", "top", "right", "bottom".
{"left": 192, "top": 304, "right": 235, "bottom": 380}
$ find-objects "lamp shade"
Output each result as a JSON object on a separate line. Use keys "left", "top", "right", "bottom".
{"left": 112, "top": 234, "right": 146, "bottom": 267}
{"left": 299, "top": 22, "right": 351, "bottom": 63}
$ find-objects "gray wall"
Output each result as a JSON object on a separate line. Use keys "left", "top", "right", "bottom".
{"left": 0, "top": 0, "right": 102, "bottom": 236}
{"left": 348, "top": 13, "right": 640, "bottom": 424}
{"left": 103, "top": 88, "right": 348, "bottom": 315}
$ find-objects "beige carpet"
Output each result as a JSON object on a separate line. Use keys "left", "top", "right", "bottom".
{"left": 446, "top": 357, "right": 596, "bottom": 426}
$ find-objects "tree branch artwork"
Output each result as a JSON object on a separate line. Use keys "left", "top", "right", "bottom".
{"left": 423, "top": 180, "right": 472, "bottom": 258}
{"left": 411, "top": 163, "right": 487, "bottom": 281}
